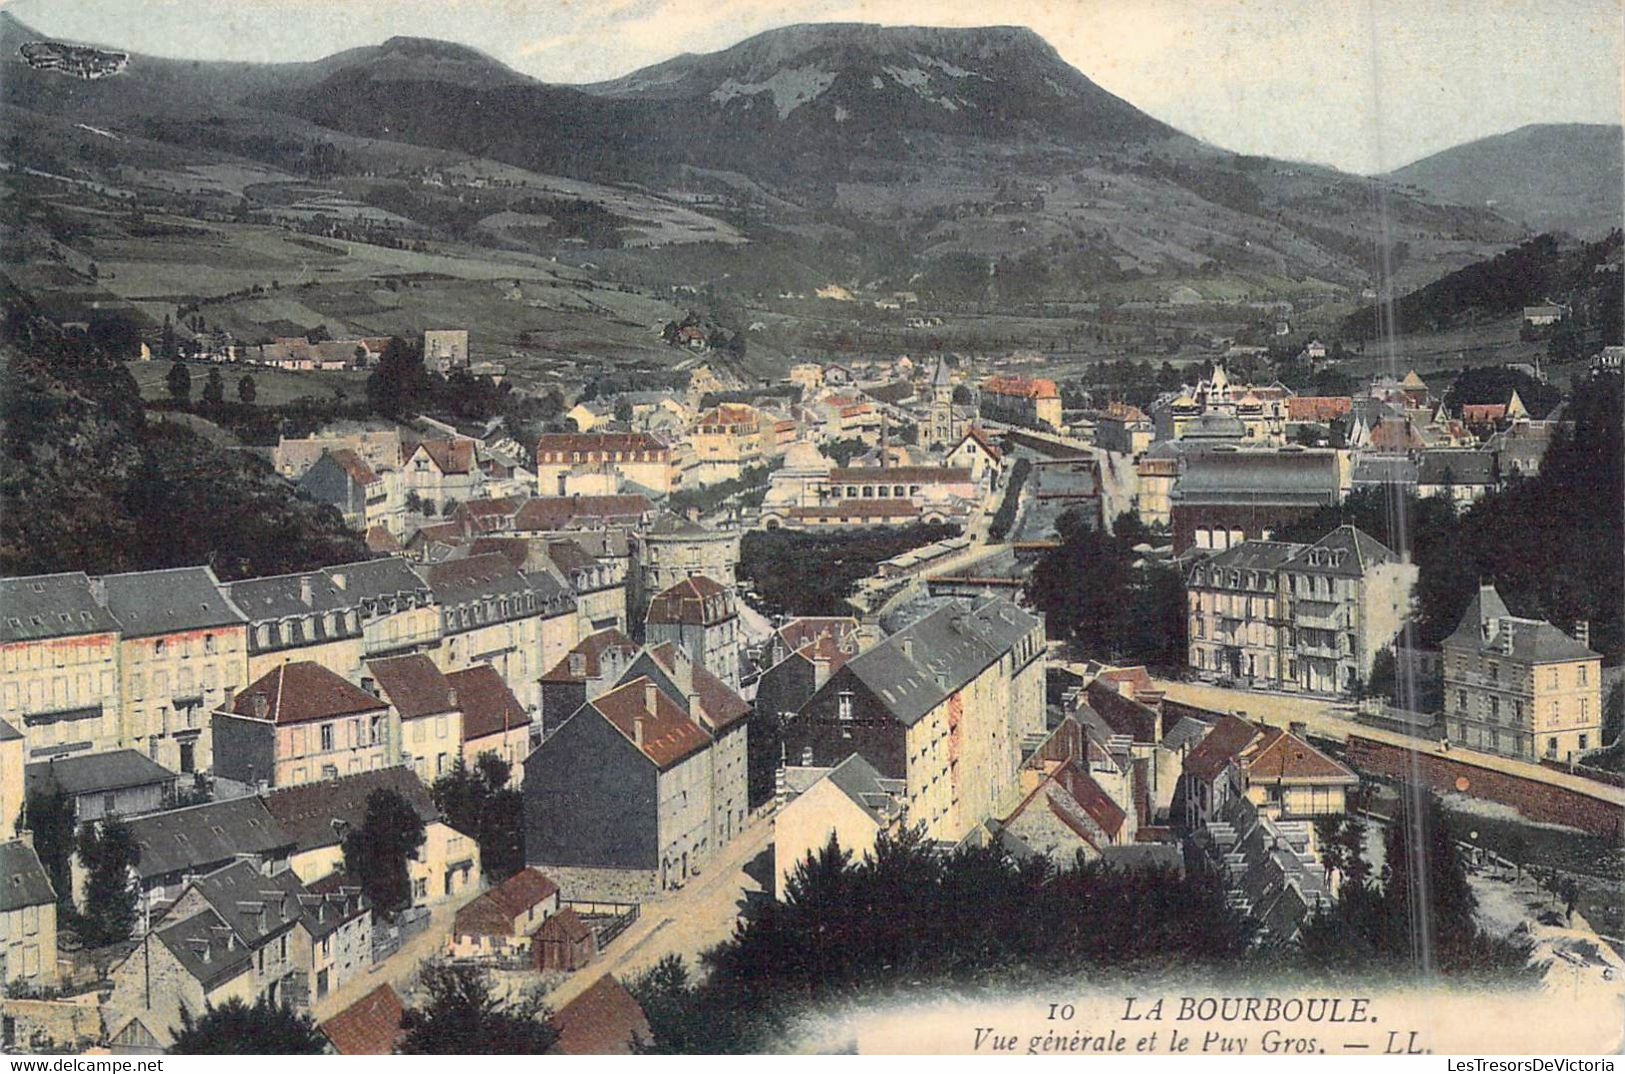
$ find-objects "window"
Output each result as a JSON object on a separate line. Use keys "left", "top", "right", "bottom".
{"left": 1579, "top": 735, "right": 1588, "bottom": 750}
{"left": 1547, "top": 737, "right": 1557, "bottom": 757}
{"left": 801, "top": 747, "right": 814, "bottom": 765}
{"left": 1457, "top": 690, "right": 1467, "bottom": 712}
{"left": 1549, "top": 669, "right": 1559, "bottom": 689}
{"left": 838, "top": 692, "right": 853, "bottom": 721}
{"left": 103, "top": 793, "right": 117, "bottom": 814}
{"left": 320, "top": 724, "right": 334, "bottom": 751}
{"left": 204, "top": 634, "right": 216, "bottom": 655}
{"left": 154, "top": 639, "right": 166, "bottom": 656}
{"left": 1489, "top": 697, "right": 1499, "bottom": 721}
{"left": 1487, "top": 663, "right": 1498, "bottom": 683}
{"left": 1578, "top": 666, "right": 1588, "bottom": 686}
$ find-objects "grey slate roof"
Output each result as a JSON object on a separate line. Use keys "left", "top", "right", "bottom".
{"left": 0, "top": 573, "right": 122, "bottom": 643}
{"left": 262, "top": 766, "right": 441, "bottom": 854}
{"left": 1291, "top": 525, "right": 1399, "bottom": 578}
{"left": 98, "top": 567, "right": 246, "bottom": 638}
{"left": 226, "top": 558, "right": 428, "bottom": 623}
{"left": 26, "top": 749, "right": 176, "bottom": 798}
{"left": 1172, "top": 449, "right": 1341, "bottom": 505}
{"left": 1417, "top": 449, "right": 1498, "bottom": 486}
{"left": 1444, "top": 585, "right": 1513, "bottom": 650}
{"left": 126, "top": 795, "right": 292, "bottom": 882}
{"left": 0, "top": 718, "right": 21, "bottom": 742}
{"left": 152, "top": 907, "right": 254, "bottom": 989}
{"left": 0, "top": 839, "right": 57, "bottom": 912}
{"left": 1199, "top": 541, "right": 1301, "bottom": 572}
{"left": 1350, "top": 455, "right": 1418, "bottom": 486}
{"left": 1099, "top": 843, "right": 1185, "bottom": 874}
{"left": 843, "top": 598, "right": 1040, "bottom": 727}
{"left": 1160, "top": 715, "right": 1212, "bottom": 752}
{"left": 1443, "top": 584, "right": 1597, "bottom": 662}
{"left": 824, "top": 753, "right": 905, "bottom": 824}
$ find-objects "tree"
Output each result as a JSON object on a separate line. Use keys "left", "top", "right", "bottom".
{"left": 161, "top": 314, "right": 176, "bottom": 359}
{"left": 170, "top": 995, "right": 328, "bottom": 1054}
{"left": 366, "top": 336, "right": 432, "bottom": 418}
{"left": 76, "top": 816, "right": 141, "bottom": 947}
{"left": 431, "top": 755, "right": 523, "bottom": 883}
{"left": 23, "top": 787, "right": 77, "bottom": 917}
{"left": 201, "top": 367, "right": 225, "bottom": 406}
{"left": 166, "top": 360, "right": 191, "bottom": 404}
{"left": 341, "top": 788, "right": 425, "bottom": 919}
{"left": 400, "top": 962, "right": 559, "bottom": 1054}
{"left": 238, "top": 374, "right": 257, "bottom": 404}
{"left": 614, "top": 399, "right": 635, "bottom": 424}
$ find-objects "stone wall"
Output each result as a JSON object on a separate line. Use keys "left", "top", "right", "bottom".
{"left": 541, "top": 864, "right": 660, "bottom": 903}
{"left": 1345, "top": 736, "right": 1622, "bottom": 839}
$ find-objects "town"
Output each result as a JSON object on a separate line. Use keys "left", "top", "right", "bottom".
{"left": 0, "top": 3, "right": 1621, "bottom": 1059}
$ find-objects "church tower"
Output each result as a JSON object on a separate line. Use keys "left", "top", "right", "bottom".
{"left": 928, "top": 356, "right": 956, "bottom": 450}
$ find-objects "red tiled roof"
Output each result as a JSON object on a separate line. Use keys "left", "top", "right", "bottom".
{"left": 453, "top": 497, "right": 521, "bottom": 524}
{"left": 1182, "top": 715, "right": 1260, "bottom": 782}
{"left": 365, "top": 526, "right": 403, "bottom": 554}
{"left": 532, "top": 905, "right": 592, "bottom": 943}
{"left": 446, "top": 664, "right": 530, "bottom": 741}
{"left": 957, "top": 426, "right": 1003, "bottom": 461}
{"left": 1083, "top": 679, "right": 1159, "bottom": 744}
{"left": 1096, "top": 666, "right": 1154, "bottom": 699}
{"left": 1245, "top": 726, "right": 1358, "bottom": 785}
{"left": 591, "top": 677, "right": 711, "bottom": 770}
{"left": 535, "top": 433, "right": 669, "bottom": 457}
{"left": 648, "top": 643, "right": 749, "bottom": 732}
{"left": 467, "top": 536, "right": 530, "bottom": 570}
{"left": 1100, "top": 402, "right": 1148, "bottom": 424}
{"left": 417, "top": 438, "right": 476, "bottom": 475}
{"left": 646, "top": 576, "right": 733, "bottom": 626}
{"left": 227, "top": 662, "right": 384, "bottom": 726}
{"left": 1286, "top": 397, "right": 1353, "bottom": 423}
{"left": 983, "top": 375, "right": 1059, "bottom": 399}
{"left": 512, "top": 495, "right": 653, "bottom": 532}
{"left": 777, "top": 617, "right": 858, "bottom": 652}
{"left": 551, "top": 976, "right": 651, "bottom": 1055}
{"left": 366, "top": 654, "right": 456, "bottom": 720}
{"left": 1461, "top": 403, "right": 1507, "bottom": 424}
{"left": 827, "top": 466, "right": 971, "bottom": 484}
{"left": 542, "top": 628, "right": 639, "bottom": 683}
{"left": 321, "top": 984, "right": 406, "bottom": 1056}
{"left": 454, "top": 867, "right": 559, "bottom": 938}
{"left": 1054, "top": 763, "right": 1127, "bottom": 839}
{"left": 329, "top": 448, "right": 379, "bottom": 487}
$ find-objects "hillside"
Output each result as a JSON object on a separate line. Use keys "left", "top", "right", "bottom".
{"left": 1386, "top": 123, "right": 1623, "bottom": 238}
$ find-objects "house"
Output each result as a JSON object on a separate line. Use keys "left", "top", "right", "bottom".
{"left": 423, "top": 329, "right": 469, "bottom": 373}
{"left": 524, "top": 676, "right": 715, "bottom": 899}
{"left": 1, "top": 838, "right": 58, "bottom": 988}
{"left": 774, "top": 753, "right": 903, "bottom": 895}
{"left": 364, "top": 654, "right": 462, "bottom": 785}
{"left": 99, "top": 566, "right": 251, "bottom": 775}
{"left": 510, "top": 495, "right": 655, "bottom": 535}
{"left": 297, "top": 449, "right": 398, "bottom": 536}
{"left": 990, "top": 753, "right": 1127, "bottom": 869}
{"left": 0, "top": 573, "right": 124, "bottom": 763}
{"left": 212, "top": 662, "right": 394, "bottom": 788}
{"left": 321, "top": 983, "right": 407, "bottom": 1055}
{"left": 645, "top": 576, "right": 742, "bottom": 692}
{"left": 782, "top": 597, "right": 1046, "bottom": 842}
{"left": 24, "top": 749, "right": 177, "bottom": 823}
{"left": 1179, "top": 715, "right": 1357, "bottom": 827}
{"left": 1522, "top": 303, "right": 1569, "bottom": 327}
{"left": 403, "top": 439, "right": 483, "bottom": 514}
{"left": 448, "top": 866, "right": 560, "bottom": 960}
{"left": 944, "top": 427, "right": 1005, "bottom": 489}
{"left": 1186, "top": 525, "right": 1418, "bottom": 695}
{"left": 550, "top": 975, "right": 652, "bottom": 1055}
{"left": 262, "top": 767, "right": 479, "bottom": 907}
{"left": 980, "top": 375, "right": 1062, "bottom": 430}
{"left": 122, "top": 795, "right": 295, "bottom": 916}
{"left": 1093, "top": 403, "right": 1154, "bottom": 456}
{"left": 538, "top": 629, "right": 642, "bottom": 738}
{"left": 753, "top": 623, "right": 860, "bottom": 796}
{"left": 447, "top": 664, "right": 531, "bottom": 779}
{"left": 1415, "top": 449, "right": 1499, "bottom": 507}
{"left": 684, "top": 403, "right": 776, "bottom": 485}
{"left": 546, "top": 538, "right": 628, "bottom": 634}
{"left": 531, "top": 907, "right": 595, "bottom": 972}
{"left": 1440, "top": 585, "right": 1602, "bottom": 762}
{"left": 424, "top": 553, "right": 578, "bottom": 715}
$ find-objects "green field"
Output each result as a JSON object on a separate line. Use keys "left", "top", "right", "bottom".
{"left": 124, "top": 359, "right": 371, "bottom": 407}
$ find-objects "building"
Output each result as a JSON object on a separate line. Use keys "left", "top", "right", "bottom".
{"left": 1134, "top": 441, "right": 1181, "bottom": 528}
{"left": 0, "top": 573, "right": 125, "bottom": 763}
{"left": 534, "top": 433, "right": 677, "bottom": 497}
{"left": 212, "top": 662, "right": 394, "bottom": 788}
{"left": 1169, "top": 447, "right": 1346, "bottom": 554}
{"left": 448, "top": 866, "right": 560, "bottom": 960}
{"left": 424, "top": 329, "right": 470, "bottom": 373}
{"left": 632, "top": 513, "right": 742, "bottom": 616}
{"left": 1179, "top": 715, "right": 1358, "bottom": 826}
{"left": 774, "top": 753, "right": 904, "bottom": 895}
{"left": 924, "top": 357, "right": 970, "bottom": 450}
{"left": 1, "top": 838, "right": 57, "bottom": 988}
{"left": 685, "top": 403, "right": 776, "bottom": 485}
{"left": 122, "top": 795, "right": 295, "bottom": 915}
{"left": 1186, "top": 526, "right": 1418, "bottom": 694}
{"left": 1415, "top": 449, "right": 1499, "bottom": 507}
{"left": 1522, "top": 303, "right": 1569, "bottom": 327}
{"left": 0, "top": 720, "right": 22, "bottom": 841}
{"left": 1441, "top": 585, "right": 1603, "bottom": 762}
{"left": 297, "top": 450, "right": 399, "bottom": 536}
{"left": 524, "top": 676, "right": 715, "bottom": 900}
{"left": 546, "top": 538, "right": 628, "bottom": 635}
{"left": 447, "top": 664, "right": 531, "bottom": 778}
{"left": 645, "top": 576, "right": 742, "bottom": 692}
{"left": 531, "top": 907, "right": 596, "bottom": 972}
{"left": 980, "top": 375, "right": 1062, "bottom": 430}
{"left": 321, "top": 983, "right": 407, "bottom": 1055}
{"left": 1189, "top": 793, "right": 1328, "bottom": 945}
{"left": 99, "top": 567, "right": 250, "bottom": 775}
{"left": 262, "top": 767, "right": 479, "bottom": 907}
{"left": 782, "top": 598, "right": 1046, "bottom": 842}
{"left": 403, "top": 439, "right": 483, "bottom": 514}
{"left": 550, "top": 975, "right": 652, "bottom": 1055}
{"left": 944, "top": 428, "right": 1005, "bottom": 491}
{"left": 364, "top": 654, "right": 461, "bottom": 784}
{"left": 633, "top": 642, "right": 751, "bottom": 848}
{"left": 227, "top": 571, "right": 366, "bottom": 687}
{"left": 538, "top": 629, "right": 642, "bottom": 739}
{"left": 1093, "top": 402, "right": 1154, "bottom": 456}
{"left": 24, "top": 749, "right": 176, "bottom": 822}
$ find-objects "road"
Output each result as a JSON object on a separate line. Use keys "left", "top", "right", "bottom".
{"left": 312, "top": 883, "right": 485, "bottom": 1023}
{"left": 1154, "top": 677, "right": 1625, "bottom": 808}
{"left": 542, "top": 810, "right": 775, "bottom": 1008}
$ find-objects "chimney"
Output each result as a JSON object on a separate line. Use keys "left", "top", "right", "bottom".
{"left": 812, "top": 654, "right": 831, "bottom": 689}
{"left": 633, "top": 715, "right": 647, "bottom": 747}
{"left": 1575, "top": 620, "right": 1590, "bottom": 648}
{"left": 644, "top": 680, "right": 658, "bottom": 714}
{"left": 89, "top": 577, "right": 107, "bottom": 607}
{"left": 447, "top": 688, "right": 459, "bottom": 709}
{"left": 251, "top": 692, "right": 269, "bottom": 720}
{"left": 686, "top": 690, "right": 701, "bottom": 720}
{"left": 900, "top": 635, "right": 914, "bottom": 661}
{"left": 331, "top": 572, "right": 347, "bottom": 591}
{"left": 299, "top": 575, "right": 314, "bottom": 606}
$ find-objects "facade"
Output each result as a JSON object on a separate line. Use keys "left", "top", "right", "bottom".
{"left": 1180, "top": 715, "right": 1358, "bottom": 827}
{"left": 644, "top": 576, "right": 742, "bottom": 692}
{"left": 403, "top": 439, "right": 483, "bottom": 514}
{"left": 227, "top": 571, "right": 367, "bottom": 687}
{"left": 0, "top": 720, "right": 22, "bottom": 840}
{"left": 364, "top": 654, "right": 462, "bottom": 784}
{"left": 448, "top": 663, "right": 531, "bottom": 779}
{"left": 685, "top": 403, "right": 776, "bottom": 485}
{"left": 944, "top": 428, "right": 1004, "bottom": 491}
{"left": 1093, "top": 402, "right": 1154, "bottom": 456}
{"left": 1441, "top": 586, "right": 1603, "bottom": 762}
{"left": 1187, "top": 526, "right": 1418, "bottom": 694}
{"left": 0, "top": 574, "right": 125, "bottom": 763}
{"left": 774, "top": 754, "right": 903, "bottom": 894}
{"left": 424, "top": 329, "right": 470, "bottom": 373}
{"left": 212, "top": 662, "right": 394, "bottom": 788}
{"left": 1169, "top": 447, "right": 1347, "bottom": 554}
{"left": 980, "top": 375, "right": 1062, "bottom": 430}
{"left": 546, "top": 538, "right": 628, "bottom": 635}
{"left": 24, "top": 749, "right": 176, "bottom": 822}
{"left": 524, "top": 677, "right": 715, "bottom": 900}
{"left": 632, "top": 514, "right": 742, "bottom": 616}
{"left": 0, "top": 838, "right": 57, "bottom": 988}
{"left": 538, "top": 628, "right": 642, "bottom": 739}
{"left": 296, "top": 450, "right": 397, "bottom": 535}
{"left": 782, "top": 598, "right": 1046, "bottom": 842}
{"left": 534, "top": 433, "right": 677, "bottom": 497}
{"left": 100, "top": 567, "right": 250, "bottom": 775}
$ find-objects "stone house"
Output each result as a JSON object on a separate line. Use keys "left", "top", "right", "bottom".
{"left": 645, "top": 576, "right": 742, "bottom": 692}
{"left": 447, "top": 867, "right": 560, "bottom": 960}
{"left": 212, "top": 662, "right": 394, "bottom": 788}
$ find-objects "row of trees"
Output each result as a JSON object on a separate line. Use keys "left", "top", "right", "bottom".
{"left": 165, "top": 360, "right": 257, "bottom": 405}
{"left": 738, "top": 521, "right": 961, "bottom": 617}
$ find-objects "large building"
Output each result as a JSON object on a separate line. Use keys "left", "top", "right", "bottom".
{"left": 781, "top": 598, "right": 1046, "bottom": 842}
{"left": 980, "top": 375, "right": 1062, "bottom": 430}
{"left": 1169, "top": 447, "right": 1346, "bottom": 554}
{"left": 212, "top": 662, "right": 394, "bottom": 788}
{"left": 0, "top": 573, "right": 124, "bottom": 762}
{"left": 644, "top": 576, "right": 742, "bottom": 692}
{"left": 534, "top": 433, "right": 677, "bottom": 497}
{"left": 632, "top": 513, "right": 741, "bottom": 616}
{"left": 1441, "top": 586, "right": 1603, "bottom": 762}
{"left": 1186, "top": 526, "right": 1418, "bottom": 695}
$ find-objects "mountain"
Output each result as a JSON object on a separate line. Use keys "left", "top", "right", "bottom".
{"left": 1386, "top": 123, "right": 1623, "bottom": 237}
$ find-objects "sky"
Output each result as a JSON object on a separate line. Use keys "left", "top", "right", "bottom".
{"left": 6, "top": 0, "right": 1621, "bottom": 174}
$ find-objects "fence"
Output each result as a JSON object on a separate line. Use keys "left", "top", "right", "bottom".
{"left": 564, "top": 899, "right": 640, "bottom": 947}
